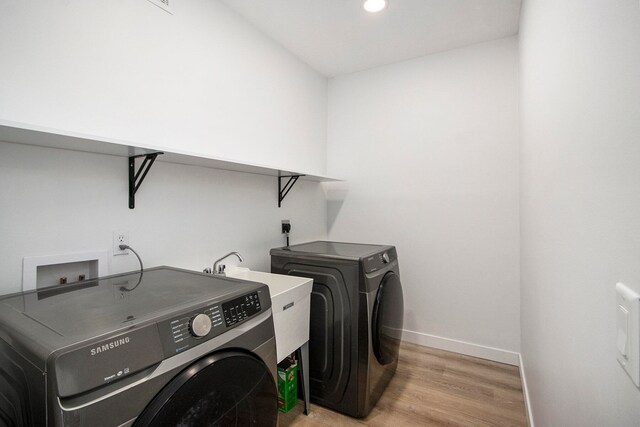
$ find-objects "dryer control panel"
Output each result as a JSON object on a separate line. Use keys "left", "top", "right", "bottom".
{"left": 363, "top": 248, "right": 398, "bottom": 273}
{"left": 157, "top": 289, "right": 266, "bottom": 356}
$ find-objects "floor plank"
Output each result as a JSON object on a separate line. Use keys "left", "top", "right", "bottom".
{"left": 279, "top": 341, "right": 527, "bottom": 427}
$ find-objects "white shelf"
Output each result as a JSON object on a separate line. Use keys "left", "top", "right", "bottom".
{"left": 0, "top": 119, "right": 341, "bottom": 183}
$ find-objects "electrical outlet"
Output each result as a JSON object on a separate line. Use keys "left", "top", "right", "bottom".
{"left": 281, "top": 220, "right": 291, "bottom": 234}
{"left": 113, "top": 231, "right": 130, "bottom": 256}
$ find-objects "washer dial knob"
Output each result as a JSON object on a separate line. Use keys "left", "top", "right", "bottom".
{"left": 381, "top": 252, "right": 390, "bottom": 263}
{"left": 189, "top": 313, "right": 212, "bottom": 338}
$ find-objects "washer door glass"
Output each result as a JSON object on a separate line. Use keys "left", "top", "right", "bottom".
{"left": 372, "top": 272, "right": 404, "bottom": 365}
{"left": 134, "top": 351, "right": 277, "bottom": 427}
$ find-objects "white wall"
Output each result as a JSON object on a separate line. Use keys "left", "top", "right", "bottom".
{"left": 519, "top": 0, "right": 640, "bottom": 425}
{"left": 0, "top": 0, "right": 327, "bottom": 175}
{"left": 327, "top": 37, "right": 520, "bottom": 360}
{"left": 0, "top": 0, "right": 330, "bottom": 295}
{"left": 0, "top": 142, "right": 327, "bottom": 295}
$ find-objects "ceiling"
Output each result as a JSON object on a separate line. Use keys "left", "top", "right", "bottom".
{"left": 219, "top": 0, "right": 522, "bottom": 77}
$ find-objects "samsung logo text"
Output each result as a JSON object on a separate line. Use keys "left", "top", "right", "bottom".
{"left": 90, "top": 337, "right": 130, "bottom": 356}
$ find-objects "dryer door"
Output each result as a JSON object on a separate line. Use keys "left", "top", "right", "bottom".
{"left": 372, "top": 272, "right": 404, "bottom": 365}
{"left": 133, "top": 351, "right": 277, "bottom": 427}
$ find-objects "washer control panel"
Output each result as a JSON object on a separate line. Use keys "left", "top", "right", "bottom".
{"left": 165, "top": 304, "right": 224, "bottom": 352}
{"left": 189, "top": 313, "right": 212, "bottom": 337}
{"left": 158, "top": 290, "right": 264, "bottom": 356}
{"left": 222, "top": 291, "right": 261, "bottom": 327}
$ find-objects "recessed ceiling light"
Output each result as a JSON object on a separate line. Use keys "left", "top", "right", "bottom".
{"left": 363, "top": 0, "right": 387, "bottom": 13}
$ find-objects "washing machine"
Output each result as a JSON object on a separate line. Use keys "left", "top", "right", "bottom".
{"left": 270, "top": 241, "right": 404, "bottom": 418}
{"left": 0, "top": 266, "right": 278, "bottom": 426}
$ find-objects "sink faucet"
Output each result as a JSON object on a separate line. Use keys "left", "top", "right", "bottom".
{"left": 204, "top": 252, "right": 244, "bottom": 275}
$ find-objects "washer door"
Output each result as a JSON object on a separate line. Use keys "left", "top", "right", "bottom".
{"left": 372, "top": 272, "right": 404, "bottom": 365}
{"left": 133, "top": 351, "right": 277, "bottom": 427}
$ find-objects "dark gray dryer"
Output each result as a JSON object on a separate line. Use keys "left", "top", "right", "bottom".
{"left": 0, "top": 267, "right": 278, "bottom": 427}
{"left": 270, "top": 241, "right": 404, "bottom": 418}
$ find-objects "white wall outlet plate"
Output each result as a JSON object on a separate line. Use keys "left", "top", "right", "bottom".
{"left": 113, "top": 231, "right": 130, "bottom": 256}
{"left": 616, "top": 282, "right": 640, "bottom": 386}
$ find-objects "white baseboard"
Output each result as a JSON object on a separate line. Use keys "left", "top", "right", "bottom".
{"left": 401, "top": 329, "right": 520, "bottom": 366}
{"left": 519, "top": 353, "right": 535, "bottom": 427}
{"left": 401, "top": 329, "right": 532, "bottom": 425}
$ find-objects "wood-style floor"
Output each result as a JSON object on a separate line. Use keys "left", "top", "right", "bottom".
{"left": 279, "top": 341, "right": 527, "bottom": 427}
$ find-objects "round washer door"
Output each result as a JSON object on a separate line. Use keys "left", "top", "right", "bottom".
{"left": 134, "top": 351, "right": 277, "bottom": 427}
{"left": 372, "top": 272, "right": 404, "bottom": 365}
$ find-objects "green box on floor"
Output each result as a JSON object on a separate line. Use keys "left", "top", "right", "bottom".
{"left": 277, "top": 357, "right": 297, "bottom": 413}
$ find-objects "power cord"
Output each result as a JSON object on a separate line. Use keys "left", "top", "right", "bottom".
{"left": 118, "top": 244, "right": 144, "bottom": 291}
{"left": 119, "top": 244, "right": 143, "bottom": 272}
{"left": 282, "top": 222, "right": 291, "bottom": 247}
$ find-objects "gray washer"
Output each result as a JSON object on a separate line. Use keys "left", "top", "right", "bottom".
{"left": 271, "top": 241, "right": 404, "bottom": 418}
{"left": 0, "top": 266, "right": 278, "bottom": 426}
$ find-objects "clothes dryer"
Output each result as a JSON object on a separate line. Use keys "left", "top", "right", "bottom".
{"left": 271, "top": 241, "right": 404, "bottom": 418}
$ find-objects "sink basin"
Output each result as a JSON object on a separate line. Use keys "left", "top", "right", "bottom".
{"left": 227, "top": 269, "right": 312, "bottom": 362}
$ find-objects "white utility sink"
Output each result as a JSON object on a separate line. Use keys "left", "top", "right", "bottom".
{"left": 227, "top": 268, "right": 312, "bottom": 363}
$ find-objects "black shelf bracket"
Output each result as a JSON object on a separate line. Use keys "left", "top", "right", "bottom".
{"left": 278, "top": 174, "right": 305, "bottom": 207}
{"left": 129, "top": 152, "right": 163, "bottom": 209}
